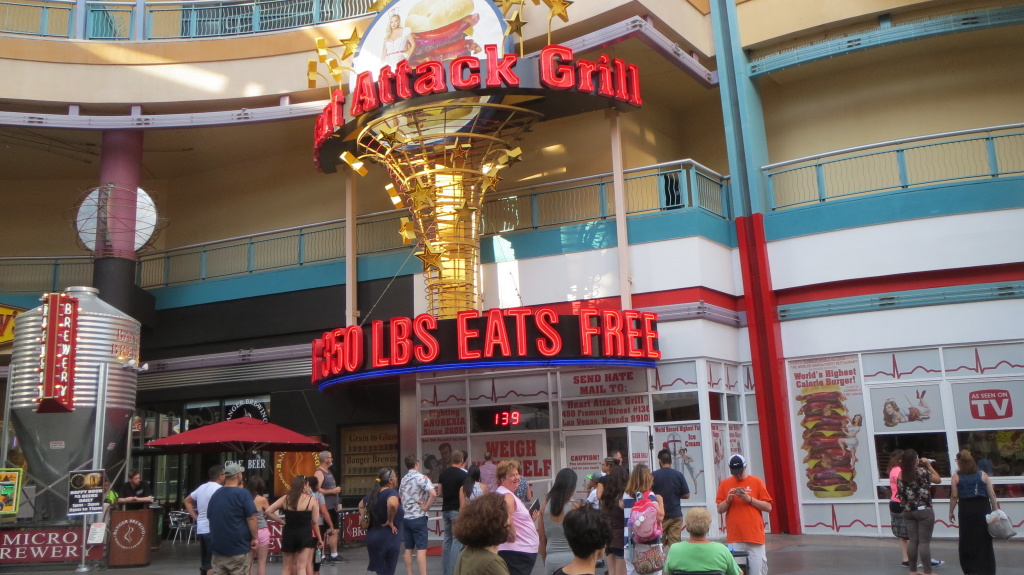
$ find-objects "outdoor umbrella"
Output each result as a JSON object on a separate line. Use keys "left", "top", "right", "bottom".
{"left": 145, "top": 417, "right": 327, "bottom": 453}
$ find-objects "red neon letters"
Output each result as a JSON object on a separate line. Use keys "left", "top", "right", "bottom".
{"left": 311, "top": 307, "right": 659, "bottom": 383}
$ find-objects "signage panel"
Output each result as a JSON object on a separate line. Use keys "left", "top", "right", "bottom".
{"left": 37, "top": 292, "right": 78, "bottom": 413}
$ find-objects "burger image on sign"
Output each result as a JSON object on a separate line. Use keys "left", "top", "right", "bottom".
{"left": 404, "top": 0, "right": 482, "bottom": 64}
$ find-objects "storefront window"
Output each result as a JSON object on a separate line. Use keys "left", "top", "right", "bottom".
{"left": 726, "top": 395, "right": 742, "bottom": 422}
{"left": 184, "top": 399, "right": 221, "bottom": 430}
{"left": 956, "top": 430, "right": 1024, "bottom": 477}
{"left": 873, "top": 432, "right": 950, "bottom": 478}
{"left": 652, "top": 392, "right": 699, "bottom": 422}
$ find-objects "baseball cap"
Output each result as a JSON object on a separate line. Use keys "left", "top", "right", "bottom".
{"left": 585, "top": 473, "right": 596, "bottom": 481}
{"left": 224, "top": 462, "right": 246, "bottom": 476}
{"left": 728, "top": 454, "right": 747, "bottom": 471}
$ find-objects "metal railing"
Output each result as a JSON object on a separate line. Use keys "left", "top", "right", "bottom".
{"left": 0, "top": 0, "right": 74, "bottom": 36}
{"left": 482, "top": 159, "right": 728, "bottom": 234}
{"left": 0, "top": 0, "right": 372, "bottom": 39}
{"left": 0, "top": 159, "right": 729, "bottom": 294}
{"left": 765, "top": 124, "right": 1024, "bottom": 210}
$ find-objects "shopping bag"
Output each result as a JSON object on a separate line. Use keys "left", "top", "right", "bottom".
{"left": 631, "top": 541, "right": 665, "bottom": 574}
{"left": 985, "top": 509, "right": 1016, "bottom": 540}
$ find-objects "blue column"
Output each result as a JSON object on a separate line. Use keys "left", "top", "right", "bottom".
{"left": 710, "top": 0, "right": 770, "bottom": 216}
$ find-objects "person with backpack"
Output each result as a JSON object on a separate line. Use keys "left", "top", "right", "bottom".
{"left": 599, "top": 465, "right": 629, "bottom": 575}
{"left": 623, "top": 464, "right": 665, "bottom": 575}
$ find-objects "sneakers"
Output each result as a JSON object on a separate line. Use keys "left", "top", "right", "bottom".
{"left": 903, "top": 559, "right": 944, "bottom": 568}
{"left": 328, "top": 554, "right": 348, "bottom": 564}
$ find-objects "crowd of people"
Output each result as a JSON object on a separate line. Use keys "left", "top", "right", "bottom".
{"left": 159, "top": 443, "right": 1001, "bottom": 575}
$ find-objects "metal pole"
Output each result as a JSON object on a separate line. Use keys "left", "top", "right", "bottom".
{"left": 76, "top": 516, "right": 89, "bottom": 572}
{"left": 607, "top": 109, "right": 633, "bottom": 310}
{"left": 345, "top": 171, "right": 358, "bottom": 327}
{"left": 1, "top": 371, "right": 13, "bottom": 466}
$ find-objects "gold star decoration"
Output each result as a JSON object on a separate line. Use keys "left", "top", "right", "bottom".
{"left": 339, "top": 28, "right": 362, "bottom": 61}
{"left": 549, "top": 0, "right": 572, "bottom": 23}
{"left": 482, "top": 173, "right": 502, "bottom": 193}
{"left": 415, "top": 241, "right": 443, "bottom": 271}
{"left": 501, "top": 147, "right": 523, "bottom": 167}
{"left": 454, "top": 201, "right": 476, "bottom": 223}
{"left": 498, "top": 0, "right": 525, "bottom": 15}
{"left": 378, "top": 124, "right": 404, "bottom": 149}
{"left": 367, "top": 0, "right": 387, "bottom": 12}
{"left": 448, "top": 142, "right": 470, "bottom": 164}
{"left": 408, "top": 180, "right": 435, "bottom": 210}
{"left": 398, "top": 217, "right": 419, "bottom": 244}
{"left": 504, "top": 10, "right": 527, "bottom": 38}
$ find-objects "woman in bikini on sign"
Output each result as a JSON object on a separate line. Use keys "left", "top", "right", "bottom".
{"left": 382, "top": 10, "right": 416, "bottom": 68}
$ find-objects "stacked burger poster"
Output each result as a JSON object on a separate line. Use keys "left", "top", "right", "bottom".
{"left": 789, "top": 355, "right": 870, "bottom": 501}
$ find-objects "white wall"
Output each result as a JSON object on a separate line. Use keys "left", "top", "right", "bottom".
{"left": 782, "top": 299, "right": 1024, "bottom": 359}
{"left": 769, "top": 208, "right": 1024, "bottom": 289}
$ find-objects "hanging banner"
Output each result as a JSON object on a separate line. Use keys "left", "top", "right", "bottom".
{"left": 37, "top": 292, "right": 79, "bottom": 413}
{"left": 653, "top": 424, "right": 705, "bottom": 503}
{"left": 67, "top": 469, "right": 105, "bottom": 517}
{"left": 789, "top": 354, "right": 869, "bottom": 501}
{"left": 0, "top": 469, "right": 23, "bottom": 515}
{"left": 564, "top": 433, "right": 605, "bottom": 499}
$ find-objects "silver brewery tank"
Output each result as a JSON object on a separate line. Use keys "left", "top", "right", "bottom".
{"left": 7, "top": 286, "right": 140, "bottom": 521}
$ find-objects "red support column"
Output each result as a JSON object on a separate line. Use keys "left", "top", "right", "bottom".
{"left": 96, "top": 130, "right": 144, "bottom": 259}
{"left": 736, "top": 213, "right": 801, "bottom": 534}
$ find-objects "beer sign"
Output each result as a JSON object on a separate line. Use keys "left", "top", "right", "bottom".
{"left": 37, "top": 293, "right": 78, "bottom": 413}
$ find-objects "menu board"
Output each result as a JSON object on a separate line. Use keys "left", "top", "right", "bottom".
{"left": 342, "top": 425, "right": 398, "bottom": 495}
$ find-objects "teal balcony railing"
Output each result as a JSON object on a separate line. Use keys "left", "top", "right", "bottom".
{"left": 765, "top": 123, "right": 1024, "bottom": 210}
{"left": 0, "top": 0, "right": 372, "bottom": 39}
{"left": 0, "top": 158, "right": 729, "bottom": 294}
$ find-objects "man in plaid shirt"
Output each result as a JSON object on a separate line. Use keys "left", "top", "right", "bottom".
{"left": 399, "top": 455, "right": 438, "bottom": 575}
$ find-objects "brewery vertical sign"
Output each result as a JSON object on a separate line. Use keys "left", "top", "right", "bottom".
{"left": 37, "top": 292, "right": 79, "bottom": 413}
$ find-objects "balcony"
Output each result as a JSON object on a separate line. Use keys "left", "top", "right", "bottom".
{"left": 0, "top": 158, "right": 727, "bottom": 295}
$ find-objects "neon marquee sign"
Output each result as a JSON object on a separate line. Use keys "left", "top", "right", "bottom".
{"left": 312, "top": 308, "right": 660, "bottom": 388}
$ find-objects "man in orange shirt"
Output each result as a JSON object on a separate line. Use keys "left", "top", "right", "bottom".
{"left": 716, "top": 454, "right": 773, "bottom": 575}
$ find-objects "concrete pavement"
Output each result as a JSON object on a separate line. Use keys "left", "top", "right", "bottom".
{"left": 45, "top": 534, "right": 1024, "bottom": 575}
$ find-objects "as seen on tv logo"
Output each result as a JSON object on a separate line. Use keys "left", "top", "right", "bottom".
{"left": 968, "top": 389, "right": 1013, "bottom": 420}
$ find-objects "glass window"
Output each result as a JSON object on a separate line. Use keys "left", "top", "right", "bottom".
{"left": 744, "top": 394, "right": 758, "bottom": 422}
{"left": 652, "top": 392, "right": 700, "bottom": 422}
{"left": 726, "top": 395, "right": 742, "bottom": 422}
{"left": 956, "top": 430, "right": 1024, "bottom": 477}
{"left": 707, "top": 392, "right": 725, "bottom": 420}
{"left": 873, "top": 432, "right": 950, "bottom": 478}
{"left": 184, "top": 400, "right": 222, "bottom": 430}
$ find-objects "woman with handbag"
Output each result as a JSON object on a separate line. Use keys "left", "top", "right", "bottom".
{"left": 361, "top": 468, "right": 404, "bottom": 575}
{"left": 949, "top": 449, "right": 999, "bottom": 575}
{"left": 897, "top": 450, "right": 941, "bottom": 575}
{"left": 623, "top": 464, "right": 664, "bottom": 575}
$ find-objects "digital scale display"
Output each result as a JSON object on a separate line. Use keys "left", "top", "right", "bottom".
{"left": 470, "top": 403, "right": 550, "bottom": 432}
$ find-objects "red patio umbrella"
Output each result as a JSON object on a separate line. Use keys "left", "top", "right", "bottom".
{"left": 145, "top": 417, "right": 327, "bottom": 453}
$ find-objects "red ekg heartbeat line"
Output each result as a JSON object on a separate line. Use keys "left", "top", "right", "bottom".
{"left": 468, "top": 380, "right": 549, "bottom": 403}
{"left": 708, "top": 364, "right": 722, "bottom": 389}
{"left": 946, "top": 348, "right": 1024, "bottom": 375}
{"left": 803, "top": 506, "right": 877, "bottom": 532}
{"left": 865, "top": 354, "right": 942, "bottom": 380}
{"left": 420, "top": 386, "right": 467, "bottom": 406}
{"left": 744, "top": 366, "right": 755, "bottom": 391}
{"left": 653, "top": 371, "right": 696, "bottom": 391}
{"left": 725, "top": 367, "right": 738, "bottom": 390}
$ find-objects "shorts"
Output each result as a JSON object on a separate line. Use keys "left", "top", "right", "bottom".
{"left": 889, "top": 501, "right": 909, "bottom": 540}
{"left": 606, "top": 546, "right": 624, "bottom": 558}
{"left": 327, "top": 509, "right": 339, "bottom": 532}
{"left": 403, "top": 516, "right": 429, "bottom": 550}
{"left": 257, "top": 527, "right": 270, "bottom": 547}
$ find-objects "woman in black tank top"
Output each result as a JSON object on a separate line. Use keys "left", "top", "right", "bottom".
{"left": 266, "top": 475, "right": 323, "bottom": 575}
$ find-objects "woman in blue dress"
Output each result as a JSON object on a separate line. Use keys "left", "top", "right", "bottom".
{"left": 360, "top": 467, "right": 404, "bottom": 575}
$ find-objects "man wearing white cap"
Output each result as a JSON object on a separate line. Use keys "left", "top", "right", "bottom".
{"left": 715, "top": 454, "right": 773, "bottom": 575}
{"left": 207, "top": 463, "right": 258, "bottom": 575}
